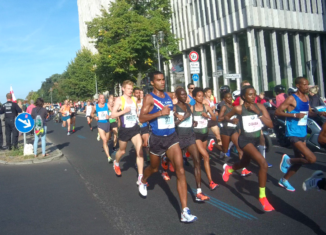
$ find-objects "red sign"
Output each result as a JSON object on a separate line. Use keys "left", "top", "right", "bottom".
{"left": 189, "top": 51, "right": 199, "bottom": 62}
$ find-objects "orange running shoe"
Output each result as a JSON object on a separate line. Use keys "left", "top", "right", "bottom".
{"left": 113, "top": 160, "right": 121, "bottom": 176}
{"left": 241, "top": 168, "right": 252, "bottom": 177}
{"left": 161, "top": 158, "right": 168, "bottom": 171}
{"left": 259, "top": 197, "right": 275, "bottom": 212}
{"left": 169, "top": 162, "right": 175, "bottom": 172}
{"left": 185, "top": 151, "right": 191, "bottom": 158}
{"left": 161, "top": 172, "right": 170, "bottom": 181}
{"left": 222, "top": 164, "right": 232, "bottom": 182}
{"left": 209, "top": 181, "right": 219, "bottom": 190}
{"left": 196, "top": 193, "right": 210, "bottom": 202}
{"left": 208, "top": 139, "right": 215, "bottom": 151}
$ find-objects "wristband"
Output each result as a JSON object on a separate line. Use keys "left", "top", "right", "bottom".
{"left": 294, "top": 113, "right": 296, "bottom": 118}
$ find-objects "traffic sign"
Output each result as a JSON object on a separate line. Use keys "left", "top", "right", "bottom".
{"left": 224, "top": 74, "right": 241, "bottom": 80}
{"left": 15, "top": 113, "right": 35, "bottom": 133}
{"left": 189, "top": 51, "right": 199, "bottom": 62}
{"left": 190, "top": 62, "right": 200, "bottom": 74}
{"left": 192, "top": 74, "right": 199, "bottom": 82}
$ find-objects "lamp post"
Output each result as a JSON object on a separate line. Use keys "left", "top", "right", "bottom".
{"left": 152, "top": 31, "right": 164, "bottom": 71}
{"left": 93, "top": 64, "right": 98, "bottom": 95}
{"left": 49, "top": 88, "right": 53, "bottom": 104}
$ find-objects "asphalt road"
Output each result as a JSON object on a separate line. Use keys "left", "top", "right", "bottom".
{"left": 2, "top": 114, "right": 326, "bottom": 235}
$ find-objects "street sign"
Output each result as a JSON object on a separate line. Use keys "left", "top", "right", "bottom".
{"left": 190, "top": 62, "right": 200, "bottom": 74}
{"left": 192, "top": 74, "right": 199, "bottom": 82}
{"left": 224, "top": 74, "right": 241, "bottom": 80}
{"left": 213, "top": 70, "right": 223, "bottom": 77}
{"left": 15, "top": 113, "right": 35, "bottom": 133}
{"left": 189, "top": 51, "right": 199, "bottom": 62}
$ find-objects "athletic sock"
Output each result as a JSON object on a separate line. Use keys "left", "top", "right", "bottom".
{"left": 259, "top": 187, "right": 266, "bottom": 198}
{"left": 115, "top": 161, "right": 119, "bottom": 167}
{"left": 258, "top": 145, "right": 265, "bottom": 158}
{"left": 138, "top": 174, "right": 143, "bottom": 182}
{"left": 228, "top": 168, "right": 234, "bottom": 174}
{"left": 228, "top": 142, "right": 234, "bottom": 150}
{"left": 73, "top": 126, "right": 75, "bottom": 130}
{"left": 197, "top": 188, "right": 202, "bottom": 194}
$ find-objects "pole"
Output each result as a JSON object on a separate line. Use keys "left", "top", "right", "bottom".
{"left": 95, "top": 74, "right": 98, "bottom": 94}
{"left": 157, "top": 44, "right": 161, "bottom": 71}
{"left": 51, "top": 91, "right": 53, "bottom": 104}
{"left": 23, "top": 133, "right": 26, "bottom": 154}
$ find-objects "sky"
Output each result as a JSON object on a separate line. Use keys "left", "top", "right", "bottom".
{"left": 0, "top": 0, "right": 81, "bottom": 103}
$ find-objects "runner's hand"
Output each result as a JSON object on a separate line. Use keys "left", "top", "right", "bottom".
{"left": 193, "top": 121, "right": 198, "bottom": 127}
{"left": 161, "top": 106, "right": 170, "bottom": 116}
{"left": 296, "top": 113, "right": 305, "bottom": 119}
{"left": 201, "top": 112, "right": 209, "bottom": 118}
{"left": 95, "top": 117, "right": 99, "bottom": 121}
{"left": 231, "top": 118, "right": 239, "bottom": 125}
{"left": 124, "top": 106, "right": 131, "bottom": 114}
{"left": 106, "top": 115, "right": 110, "bottom": 119}
{"left": 176, "top": 114, "right": 184, "bottom": 121}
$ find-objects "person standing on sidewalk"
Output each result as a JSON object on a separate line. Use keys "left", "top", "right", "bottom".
{"left": 26, "top": 100, "right": 36, "bottom": 136}
{"left": 0, "top": 93, "right": 22, "bottom": 150}
{"left": 0, "top": 110, "right": 6, "bottom": 150}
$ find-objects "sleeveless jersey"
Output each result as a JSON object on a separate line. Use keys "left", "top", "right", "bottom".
{"left": 188, "top": 95, "right": 196, "bottom": 106}
{"left": 286, "top": 94, "right": 309, "bottom": 137}
{"left": 108, "top": 108, "right": 117, "bottom": 124}
{"left": 149, "top": 92, "right": 175, "bottom": 136}
{"left": 137, "top": 100, "right": 148, "bottom": 127}
{"left": 62, "top": 105, "right": 70, "bottom": 117}
{"left": 85, "top": 105, "right": 92, "bottom": 117}
{"left": 120, "top": 97, "right": 137, "bottom": 128}
{"left": 175, "top": 104, "right": 193, "bottom": 136}
{"left": 240, "top": 104, "right": 262, "bottom": 138}
{"left": 220, "top": 104, "right": 237, "bottom": 129}
{"left": 96, "top": 103, "right": 109, "bottom": 123}
{"left": 193, "top": 104, "right": 208, "bottom": 134}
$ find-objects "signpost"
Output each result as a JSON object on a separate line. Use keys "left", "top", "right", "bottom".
{"left": 15, "top": 113, "right": 35, "bottom": 151}
{"left": 189, "top": 51, "right": 199, "bottom": 62}
{"left": 190, "top": 62, "right": 200, "bottom": 74}
{"left": 224, "top": 74, "right": 241, "bottom": 80}
{"left": 192, "top": 74, "right": 199, "bottom": 82}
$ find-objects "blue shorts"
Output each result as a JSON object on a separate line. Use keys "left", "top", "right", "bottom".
{"left": 62, "top": 116, "right": 70, "bottom": 121}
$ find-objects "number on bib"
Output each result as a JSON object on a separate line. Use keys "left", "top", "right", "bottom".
{"left": 178, "top": 112, "right": 193, "bottom": 128}
{"left": 98, "top": 111, "right": 108, "bottom": 121}
{"left": 242, "top": 115, "right": 261, "bottom": 133}
{"left": 158, "top": 111, "right": 175, "bottom": 129}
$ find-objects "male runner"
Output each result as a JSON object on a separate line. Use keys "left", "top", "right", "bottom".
{"left": 111, "top": 80, "right": 144, "bottom": 184}
{"left": 60, "top": 100, "right": 71, "bottom": 135}
{"left": 138, "top": 71, "right": 197, "bottom": 223}
{"left": 108, "top": 95, "right": 118, "bottom": 151}
{"left": 186, "top": 83, "right": 196, "bottom": 105}
{"left": 276, "top": 77, "right": 323, "bottom": 191}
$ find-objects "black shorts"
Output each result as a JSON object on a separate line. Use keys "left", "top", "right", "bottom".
{"left": 238, "top": 135, "right": 260, "bottom": 149}
{"left": 178, "top": 132, "right": 196, "bottom": 150}
{"left": 208, "top": 119, "right": 218, "bottom": 128}
{"left": 86, "top": 116, "right": 92, "bottom": 118}
{"left": 320, "top": 143, "right": 326, "bottom": 149}
{"left": 71, "top": 113, "right": 76, "bottom": 118}
{"left": 110, "top": 122, "right": 118, "bottom": 131}
{"left": 289, "top": 136, "right": 306, "bottom": 144}
{"left": 98, "top": 122, "right": 110, "bottom": 133}
{"left": 140, "top": 125, "right": 150, "bottom": 135}
{"left": 220, "top": 127, "right": 238, "bottom": 137}
{"left": 119, "top": 125, "right": 140, "bottom": 142}
{"left": 195, "top": 132, "right": 208, "bottom": 142}
{"left": 149, "top": 132, "right": 179, "bottom": 157}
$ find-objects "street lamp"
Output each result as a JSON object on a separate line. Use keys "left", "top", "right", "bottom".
{"left": 93, "top": 64, "right": 98, "bottom": 95}
{"left": 49, "top": 88, "right": 53, "bottom": 104}
{"left": 152, "top": 31, "right": 164, "bottom": 71}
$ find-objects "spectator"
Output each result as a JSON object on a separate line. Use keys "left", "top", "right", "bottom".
{"left": 26, "top": 100, "right": 36, "bottom": 114}
{"left": 308, "top": 85, "right": 324, "bottom": 108}
{"left": 259, "top": 92, "right": 267, "bottom": 104}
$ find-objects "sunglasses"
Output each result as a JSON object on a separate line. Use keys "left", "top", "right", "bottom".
{"left": 189, "top": 87, "right": 194, "bottom": 90}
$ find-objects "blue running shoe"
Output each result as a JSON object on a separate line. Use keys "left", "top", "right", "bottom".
{"left": 278, "top": 178, "right": 295, "bottom": 192}
{"left": 226, "top": 149, "right": 231, "bottom": 157}
{"left": 267, "top": 162, "right": 273, "bottom": 168}
{"left": 280, "top": 154, "right": 290, "bottom": 173}
{"left": 232, "top": 145, "right": 238, "bottom": 154}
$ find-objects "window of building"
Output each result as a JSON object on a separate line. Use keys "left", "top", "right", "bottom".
{"left": 292, "top": 0, "right": 296, "bottom": 11}
{"left": 241, "top": 0, "right": 246, "bottom": 9}
{"left": 276, "top": 32, "right": 288, "bottom": 88}
{"left": 215, "top": 40, "right": 225, "bottom": 98}
{"left": 273, "top": 0, "right": 277, "bottom": 9}
{"left": 266, "top": 0, "right": 271, "bottom": 8}
{"left": 261, "top": 0, "right": 265, "bottom": 7}
{"left": 221, "top": 0, "right": 226, "bottom": 17}
{"left": 299, "top": 0, "right": 302, "bottom": 12}
{"left": 320, "top": 35, "right": 326, "bottom": 93}
{"left": 288, "top": 34, "right": 297, "bottom": 79}
{"left": 215, "top": 0, "right": 220, "bottom": 19}
{"left": 227, "top": 0, "right": 232, "bottom": 14}
{"left": 299, "top": 35, "right": 307, "bottom": 77}
{"left": 238, "top": 32, "right": 253, "bottom": 87}
{"left": 235, "top": 0, "right": 239, "bottom": 12}
{"left": 310, "top": 34, "right": 318, "bottom": 85}
{"left": 205, "top": 45, "right": 213, "bottom": 90}
{"left": 279, "top": 0, "right": 284, "bottom": 10}
{"left": 210, "top": 0, "right": 215, "bottom": 21}
{"left": 205, "top": 1, "right": 210, "bottom": 25}
{"left": 199, "top": 0, "right": 204, "bottom": 27}
{"left": 225, "top": 36, "right": 237, "bottom": 91}
{"left": 255, "top": 31, "right": 263, "bottom": 92}
{"left": 263, "top": 30, "right": 275, "bottom": 91}
{"left": 194, "top": 0, "right": 200, "bottom": 28}
{"left": 286, "top": 0, "right": 290, "bottom": 10}
{"left": 253, "top": 0, "right": 258, "bottom": 7}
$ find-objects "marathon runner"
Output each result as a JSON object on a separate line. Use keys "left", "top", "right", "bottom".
{"left": 84, "top": 100, "right": 94, "bottom": 131}
{"left": 91, "top": 94, "right": 113, "bottom": 163}
{"left": 276, "top": 77, "right": 323, "bottom": 192}
{"left": 222, "top": 85, "right": 275, "bottom": 212}
{"left": 108, "top": 95, "right": 118, "bottom": 152}
{"left": 60, "top": 100, "right": 71, "bottom": 135}
{"left": 69, "top": 100, "right": 77, "bottom": 133}
{"left": 111, "top": 80, "right": 144, "bottom": 184}
{"left": 138, "top": 71, "right": 197, "bottom": 223}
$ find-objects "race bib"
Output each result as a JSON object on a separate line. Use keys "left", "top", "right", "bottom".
{"left": 71, "top": 108, "right": 75, "bottom": 112}
{"left": 158, "top": 111, "right": 175, "bottom": 129}
{"left": 124, "top": 114, "right": 137, "bottom": 128}
{"left": 227, "top": 115, "right": 237, "bottom": 127}
{"left": 298, "top": 111, "right": 308, "bottom": 126}
{"left": 98, "top": 111, "right": 108, "bottom": 121}
{"left": 86, "top": 106, "right": 92, "bottom": 116}
{"left": 242, "top": 115, "right": 261, "bottom": 133}
{"left": 194, "top": 115, "right": 208, "bottom": 129}
{"left": 178, "top": 112, "right": 192, "bottom": 128}
{"left": 65, "top": 111, "right": 69, "bottom": 116}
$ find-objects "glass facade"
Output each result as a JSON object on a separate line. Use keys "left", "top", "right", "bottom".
{"left": 238, "top": 31, "right": 252, "bottom": 86}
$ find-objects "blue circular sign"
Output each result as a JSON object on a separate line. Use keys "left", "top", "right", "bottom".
{"left": 192, "top": 74, "right": 199, "bottom": 82}
{"left": 15, "top": 113, "right": 35, "bottom": 133}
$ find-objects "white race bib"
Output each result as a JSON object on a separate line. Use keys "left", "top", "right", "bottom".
{"left": 71, "top": 108, "right": 75, "bottom": 112}
{"left": 158, "top": 111, "right": 175, "bottom": 129}
{"left": 98, "top": 111, "right": 108, "bottom": 121}
{"left": 86, "top": 106, "right": 92, "bottom": 116}
{"left": 298, "top": 111, "right": 308, "bottom": 126}
{"left": 178, "top": 112, "right": 193, "bottom": 128}
{"left": 227, "top": 115, "right": 237, "bottom": 127}
{"left": 194, "top": 116, "right": 208, "bottom": 129}
{"left": 124, "top": 112, "right": 137, "bottom": 128}
{"left": 242, "top": 115, "right": 261, "bottom": 133}
{"left": 65, "top": 111, "right": 69, "bottom": 116}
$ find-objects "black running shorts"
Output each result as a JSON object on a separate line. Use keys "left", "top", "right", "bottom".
{"left": 149, "top": 132, "right": 179, "bottom": 157}
{"left": 238, "top": 135, "right": 260, "bottom": 149}
{"left": 288, "top": 136, "right": 306, "bottom": 144}
{"left": 178, "top": 132, "right": 196, "bottom": 150}
{"left": 110, "top": 122, "right": 118, "bottom": 131}
{"left": 119, "top": 125, "right": 141, "bottom": 142}
{"left": 140, "top": 125, "right": 150, "bottom": 135}
{"left": 208, "top": 119, "right": 218, "bottom": 128}
{"left": 98, "top": 122, "right": 110, "bottom": 133}
{"left": 220, "top": 127, "right": 238, "bottom": 137}
{"left": 195, "top": 132, "right": 208, "bottom": 142}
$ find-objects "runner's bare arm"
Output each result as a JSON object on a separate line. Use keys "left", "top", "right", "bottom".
{"left": 111, "top": 97, "right": 130, "bottom": 119}
{"left": 225, "top": 106, "right": 241, "bottom": 121}
{"left": 139, "top": 94, "right": 166, "bottom": 123}
{"left": 257, "top": 103, "right": 273, "bottom": 128}
{"left": 275, "top": 96, "right": 305, "bottom": 119}
{"left": 217, "top": 106, "right": 227, "bottom": 122}
{"left": 206, "top": 105, "right": 216, "bottom": 121}
{"left": 166, "top": 92, "right": 174, "bottom": 100}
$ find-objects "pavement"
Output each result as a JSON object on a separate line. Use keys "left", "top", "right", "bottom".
{"left": 1, "top": 114, "right": 326, "bottom": 235}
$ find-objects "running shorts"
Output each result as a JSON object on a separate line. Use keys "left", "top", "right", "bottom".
{"left": 62, "top": 116, "right": 70, "bottom": 121}
{"left": 140, "top": 125, "right": 150, "bottom": 135}
{"left": 320, "top": 143, "right": 326, "bottom": 149}
{"left": 98, "top": 122, "right": 110, "bottom": 133}
{"left": 86, "top": 115, "right": 92, "bottom": 118}
{"left": 220, "top": 127, "right": 238, "bottom": 137}
{"left": 71, "top": 113, "right": 76, "bottom": 118}
{"left": 110, "top": 122, "right": 118, "bottom": 131}
{"left": 238, "top": 135, "right": 260, "bottom": 149}
{"left": 178, "top": 132, "right": 196, "bottom": 150}
{"left": 119, "top": 125, "right": 140, "bottom": 142}
{"left": 288, "top": 136, "right": 306, "bottom": 144}
{"left": 195, "top": 132, "right": 208, "bottom": 142}
{"left": 149, "top": 132, "right": 179, "bottom": 157}
{"left": 208, "top": 119, "right": 218, "bottom": 128}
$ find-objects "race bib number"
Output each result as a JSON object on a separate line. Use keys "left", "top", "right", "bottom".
{"left": 124, "top": 113, "right": 137, "bottom": 128}
{"left": 71, "top": 108, "right": 75, "bottom": 112}
{"left": 86, "top": 107, "right": 92, "bottom": 116}
{"left": 227, "top": 115, "right": 237, "bottom": 127}
{"left": 178, "top": 112, "right": 193, "bottom": 128}
{"left": 242, "top": 115, "right": 261, "bottom": 133}
{"left": 98, "top": 111, "right": 108, "bottom": 121}
{"left": 298, "top": 111, "right": 308, "bottom": 126}
{"left": 194, "top": 116, "right": 208, "bottom": 129}
{"left": 65, "top": 111, "right": 69, "bottom": 116}
{"left": 158, "top": 111, "right": 175, "bottom": 129}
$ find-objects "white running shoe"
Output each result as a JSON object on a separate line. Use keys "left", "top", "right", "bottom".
{"left": 181, "top": 207, "right": 198, "bottom": 223}
{"left": 303, "top": 170, "right": 324, "bottom": 191}
{"left": 97, "top": 133, "right": 100, "bottom": 141}
{"left": 67, "top": 132, "right": 70, "bottom": 136}
{"left": 139, "top": 182, "right": 147, "bottom": 197}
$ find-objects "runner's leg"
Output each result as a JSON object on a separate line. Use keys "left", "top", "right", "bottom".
{"left": 187, "top": 144, "right": 201, "bottom": 189}
{"left": 131, "top": 134, "right": 144, "bottom": 176}
{"left": 98, "top": 128, "right": 111, "bottom": 159}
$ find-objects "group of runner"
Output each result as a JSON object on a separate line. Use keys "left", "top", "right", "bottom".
{"left": 59, "top": 100, "right": 78, "bottom": 135}
{"left": 58, "top": 72, "right": 326, "bottom": 223}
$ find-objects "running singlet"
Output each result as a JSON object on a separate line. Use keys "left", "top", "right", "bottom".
{"left": 188, "top": 95, "right": 196, "bottom": 106}
{"left": 240, "top": 104, "right": 262, "bottom": 138}
{"left": 120, "top": 98, "right": 137, "bottom": 128}
{"left": 96, "top": 103, "right": 109, "bottom": 123}
{"left": 193, "top": 104, "right": 208, "bottom": 134}
{"left": 175, "top": 104, "right": 193, "bottom": 136}
{"left": 149, "top": 92, "right": 175, "bottom": 136}
{"left": 62, "top": 105, "right": 70, "bottom": 116}
{"left": 108, "top": 109, "right": 117, "bottom": 124}
{"left": 137, "top": 100, "right": 148, "bottom": 127}
{"left": 86, "top": 105, "right": 92, "bottom": 117}
{"left": 220, "top": 104, "right": 237, "bottom": 128}
{"left": 286, "top": 94, "right": 309, "bottom": 138}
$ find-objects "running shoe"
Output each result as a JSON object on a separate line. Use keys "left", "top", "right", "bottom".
{"left": 241, "top": 168, "right": 252, "bottom": 177}
{"left": 259, "top": 197, "right": 275, "bottom": 212}
{"left": 139, "top": 182, "right": 147, "bottom": 197}
{"left": 181, "top": 207, "right": 197, "bottom": 223}
{"left": 97, "top": 133, "right": 100, "bottom": 141}
{"left": 226, "top": 149, "right": 231, "bottom": 157}
{"left": 161, "top": 158, "right": 168, "bottom": 171}
{"left": 209, "top": 181, "right": 219, "bottom": 190}
{"left": 280, "top": 154, "right": 291, "bottom": 173}
{"left": 185, "top": 151, "right": 191, "bottom": 158}
{"left": 195, "top": 193, "right": 210, "bottom": 202}
{"left": 267, "top": 162, "right": 273, "bottom": 168}
{"left": 108, "top": 157, "right": 113, "bottom": 163}
{"left": 113, "top": 160, "right": 121, "bottom": 176}
{"left": 169, "top": 162, "right": 175, "bottom": 172}
{"left": 303, "top": 170, "right": 324, "bottom": 191}
{"left": 67, "top": 132, "right": 70, "bottom": 136}
{"left": 72, "top": 129, "right": 75, "bottom": 133}
{"left": 222, "top": 164, "right": 232, "bottom": 182}
{"left": 208, "top": 139, "right": 215, "bottom": 151}
{"left": 161, "top": 172, "right": 170, "bottom": 181}
{"left": 278, "top": 178, "right": 295, "bottom": 192}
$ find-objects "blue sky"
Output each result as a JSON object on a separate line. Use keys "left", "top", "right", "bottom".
{"left": 0, "top": 0, "right": 81, "bottom": 103}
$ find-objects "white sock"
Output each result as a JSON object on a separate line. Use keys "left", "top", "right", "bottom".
{"left": 228, "top": 142, "right": 234, "bottom": 150}
{"left": 183, "top": 207, "right": 189, "bottom": 212}
{"left": 258, "top": 145, "right": 265, "bottom": 158}
{"left": 138, "top": 174, "right": 143, "bottom": 181}
{"left": 242, "top": 168, "right": 246, "bottom": 170}
{"left": 197, "top": 188, "right": 202, "bottom": 194}
{"left": 115, "top": 161, "right": 119, "bottom": 166}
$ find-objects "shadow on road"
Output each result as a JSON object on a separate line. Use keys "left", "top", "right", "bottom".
{"left": 56, "top": 142, "right": 70, "bottom": 150}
